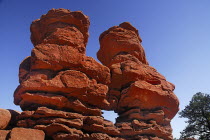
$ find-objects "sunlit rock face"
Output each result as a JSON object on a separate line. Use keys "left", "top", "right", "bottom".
{"left": 10, "top": 8, "right": 179, "bottom": 140}
{"left": 98, "top": 22, "right": 179, "bottom": 140}
{"left": 13, "top": 8, "right": 121, "bottom": 139}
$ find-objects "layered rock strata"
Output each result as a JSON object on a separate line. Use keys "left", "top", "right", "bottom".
{"left": 97, "top": 22, "right": 179, "bottom": 140}
{"left": 0, "top": 109, "right": 44, "bottom": 140}
{"left": 13, "top": 8, "right": 121, "bottom": 139}
{"left": 0, "top": 8, "right": 179, "bottom": 140}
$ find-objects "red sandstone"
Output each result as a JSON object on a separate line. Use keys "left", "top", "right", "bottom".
{"left": 0, "top": 8, "right": 179, "bottom": 140}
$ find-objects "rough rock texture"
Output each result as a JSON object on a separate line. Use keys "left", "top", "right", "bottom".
{"left": 98, "top": 22, "right": 179, "bottom": 140}
{"left": 0, "top": 130, "right": 10, "bottom": 140}
{"left": 0, "top": 109, "right": 20, "bottom": 130}
{"left": 16, "top": 107, "right": 122, "bottom": 139}
{"left": 9, "top": 128, "right": 45, "bottom": 140}
{"left": 0, "top": 109, "right": 11, "bottom": 130}
{"left": 14, "top": 8, "right": 111, "bottom": 112}
{"left": 0, "top": 8, "right": 179, "bottom": 140}
{"left": 97, "top": 22, "right": 148, "bottom": 66}
{"left": 0, "top": 128, "right": 44, "bottom": 140}
{"left": 13, "top": 8, "right": 119, "bottom": 140}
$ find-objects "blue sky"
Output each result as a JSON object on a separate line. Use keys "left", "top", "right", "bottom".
{"left": 1, "top": 0, "right": 210, "bottom": 138}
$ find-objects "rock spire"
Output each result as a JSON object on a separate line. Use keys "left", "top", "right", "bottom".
{"left": 98, "top": 22, "right": 179, "bottom": 139}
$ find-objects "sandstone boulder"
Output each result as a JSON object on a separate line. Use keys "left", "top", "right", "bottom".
{"left": 97, "top": 22, "right": 148, "bottom": 66}
{"left": 9, "top": 128, "right": 45, "bottom": 140}
{"left": 97, "top": 22, "right": 179, "bottom": 140}
{"left": 13, "top": 8, "right": 114, "bottom": 140}
{"left": 12, "top": 8, "right": 179, "bottom": 140}
{"left": 15, "top": 69, "right": 110, "bottom": 110}
{"left": 0, "top": 109, "right": 11, "bottom": 130}
{"left": 31, "top": 8, "right": 90, "bottom": 47}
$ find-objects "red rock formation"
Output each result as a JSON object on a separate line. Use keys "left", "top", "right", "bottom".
{"left": 0, "top": 109, "right": 12, "bottom": 130}
{"left": 0, "top": 109, "right": 20, "bottom": 130}
{"left": 9, "top": 128, "right": 45, "bottom": 140}
{"left": 13, "top": 8, "right": 120, "bottom": 140}
{"left": 98, "top": 22, "right": 179, "bottom": 140}
{"left": 0, "top": 8, "right": 179, "bottom": 140}
{"left": 0, "top": 113, "right": 44, "bottom": 140}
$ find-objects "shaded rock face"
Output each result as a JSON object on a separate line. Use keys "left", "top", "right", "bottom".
{"left": 1, "top": 8, "right": 179, "bottom": 140}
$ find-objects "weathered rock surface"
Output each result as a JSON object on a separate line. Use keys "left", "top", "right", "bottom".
{"left": 12, "top": 8, "right": 117, "bottom": 140}
{"left": 14, "top": 9, "right": 111, "bottom": 113}
{"left": 0, "top": 109, "right": 20, "bottom": 130}
{"left": 0, "top": 109, "right": 11, "bottom": 130}
{"left": 0, "top": 8, "right": 179, "bottom": 140}
{"left": 0, "top": 128, "right": 44, "bottom": 140}
{"left": 9, "top": 128, "right": 45, "bottom": 140}
{"left": 97, "top": 22, "right": 148, "bottom": 66}
{"left": 30, "top": 8, "right": 90, "bottom": 48}
{"left": 0, "top": 130, "right": 10, "bottom": 140}
{"left": 97, "top": 22, "right": 179, "bottom": 140}
{"left": 16, "top": 107, "right": 121, "bottom": 139}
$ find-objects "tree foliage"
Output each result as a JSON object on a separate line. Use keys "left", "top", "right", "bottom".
{"left": 179, "top": 92, "right": 210, "bottom": 140}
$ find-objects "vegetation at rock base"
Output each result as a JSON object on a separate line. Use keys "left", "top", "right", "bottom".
{"left": 179, "top": 92, "right": 210, "bottom": 140}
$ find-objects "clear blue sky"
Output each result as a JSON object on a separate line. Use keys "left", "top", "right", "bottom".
{"left": 1, "top": 0, "right": 210, "bottom": 138}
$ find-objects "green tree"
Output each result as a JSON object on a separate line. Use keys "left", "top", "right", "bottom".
{"left": 179, "top": 92, "right": 210, "bottom": 140}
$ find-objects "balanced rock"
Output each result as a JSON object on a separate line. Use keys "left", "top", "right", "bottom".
{"left": 97, "top": 22, "right": 179, "bottom": 140}
{"left": 30, "top": 8, "right": 90, "bottom": 49}
{"left": 13, "top": 8, "right": 118, "bottom": 139}
{"left": 14, "top": 8, "right": 111, "bottom": 112}
{"left": 9, "top": 8, "right": 179, "bottom": 140}
{"left": 97, "top": 22, "right": 148, "bottom": 66}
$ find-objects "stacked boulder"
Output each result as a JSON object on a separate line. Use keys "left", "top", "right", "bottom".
{"left": 0, "top": 109, "right": 19, "bottom": 130}
{"left": 13, "top": 8, "right": 120, "bottom": 139}
{"left": 0, "top": 8, "right": 179, "bottom": 140}
{"left": 97, "top": 22, "right": 179, "bottom": 139}
{"left": 0, "top": 109, "right": 45, "bottom": 140}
